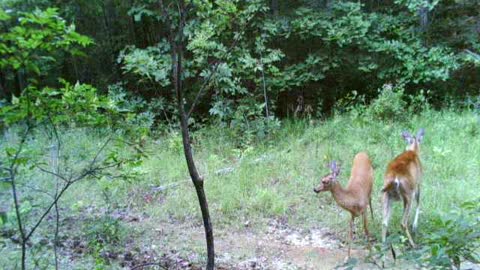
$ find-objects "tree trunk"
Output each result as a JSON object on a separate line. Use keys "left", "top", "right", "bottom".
{"left": 418, "top": 1, "right": 429, "bottom": 34}
{"left": 271, "top": 0, "right": 279, "bottom": 16}
{"left": 171, "top": 3, "right": 215, "bottom": 268}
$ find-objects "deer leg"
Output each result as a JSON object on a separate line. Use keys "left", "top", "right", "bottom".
{"left": 382, "top": 192, "right": 392, "bottom": 243}
{"left": 401, "top": 196, "right": 416, "bottom": 248}
{"left": 348, "top": 216, "right": 354, "bottom": 258}
{"left": 363, "top": 211, "right": 369, "bottom": 237}
{"left": 412, "top": 189, "right": 420, "bottom": 233}
{"left": 363, "top": 211, "right": 372, "bottom": 251}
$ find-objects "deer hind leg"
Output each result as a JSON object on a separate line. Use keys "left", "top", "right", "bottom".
{"left": 382, "top": 192, "right": 392, "bottom": 243}
{"left": 401, "top": 195, "right": 416, "bottom": 248}
{"left": 412, "top": 189, "right": 420, "bottom": 233}
{"left": 362, "top": 211, "right": 372, "bottom": 251}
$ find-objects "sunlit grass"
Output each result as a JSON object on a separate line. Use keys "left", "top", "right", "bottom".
{"left": 138, "top": 109, "right": 480, "bottom": 239}
{"left": 1, "top": 109, "right": 478, "bottom": 268}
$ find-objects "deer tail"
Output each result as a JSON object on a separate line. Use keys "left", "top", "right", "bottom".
{"left": 382, "top": 176, "right": 399, "bottom": 192}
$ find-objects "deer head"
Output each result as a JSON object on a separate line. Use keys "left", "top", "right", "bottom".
{"left": 402, "top": 128, "right": 425, "bottom": 153}
{"left": 314, "top": 161, "right": 340, "bottom": 193}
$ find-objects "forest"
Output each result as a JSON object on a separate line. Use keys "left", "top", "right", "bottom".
{"left": 0, "top": 0, "right": 479, "bottom": 269}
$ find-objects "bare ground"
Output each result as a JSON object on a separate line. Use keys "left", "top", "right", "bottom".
{"left": 124, "top": 216, "right": 381, "bottom": 270}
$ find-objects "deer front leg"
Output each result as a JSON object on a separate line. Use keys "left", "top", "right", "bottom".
{"left": 348, "top": 216, "right": 354, "bottom": 258}
{"left": 401, "top": 196, "right": 416, "bottom": 248}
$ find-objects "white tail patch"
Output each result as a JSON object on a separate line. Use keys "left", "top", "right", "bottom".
{"left": 394, "top": 178, "right": 400, "bottom": 190}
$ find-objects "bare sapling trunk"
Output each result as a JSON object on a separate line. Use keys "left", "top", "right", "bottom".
{"left": 170, "top": 2, "right": 215, "bottom": 268}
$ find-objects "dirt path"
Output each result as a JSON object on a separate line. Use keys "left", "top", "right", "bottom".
{"left": 138, "top": 219, "right": 376, "bottom": 270}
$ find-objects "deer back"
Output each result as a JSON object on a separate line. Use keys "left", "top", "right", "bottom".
{"left": 347, "top": 152, "right": 374, "bottom": 196}
{"left": 383, "top": 150, "right": 422, "bottom": 192}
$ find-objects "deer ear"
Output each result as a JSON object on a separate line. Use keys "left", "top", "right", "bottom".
{"left": 330, "top": 160, "right": 340, "bottom": 178}
{"left": 416, "top": 128, "right": 425, "bottom": 143}
{"left": 329, "top": 161, "right": 336, "bottom": 172}
{"left": 402, "top": 131, "right": 413, "bottom": 144}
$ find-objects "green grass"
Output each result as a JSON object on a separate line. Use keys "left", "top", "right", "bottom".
{"left": 1, "top": 109, "right": 479, "bottom": 268}
{"left": 137, "top": 109, "right": 480, "bottom": 236}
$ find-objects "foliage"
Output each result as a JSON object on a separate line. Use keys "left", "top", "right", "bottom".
{"left": 0, "top": 7, "right": 92, "bottom": 94}
{"left": 1, "top": 0, "right": 480, "bottom": 268}
{"left": 2, "top": 0, "right": 479, "bottom": 117}
{"left": 0, "top": 79, "right": 143, "bottom": 269}
{"left": 401, "top": 199, "right": 480, "bottom": 269}
{"left": 83, "top": 216, "right": 125, "bottom": 259}
{"left": 365, "top": 84, "right": 408, "bottom": 122}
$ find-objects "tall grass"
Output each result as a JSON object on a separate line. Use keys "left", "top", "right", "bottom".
{"left": 138, "top": 108, "right": 480, "bottom": 238}
{"left": 1, "top": 107, "right": 478, "bottom": 268}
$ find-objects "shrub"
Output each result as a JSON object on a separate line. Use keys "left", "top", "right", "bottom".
{"left": 211, "top": 98, "right": 281, "bottom": 148}
{"left": 404, "top": 199, "right": 480, "bottom": 269}
{"left": 83, "top": 216, "right": 126, "bottom": 267}
{"left": 365, "top": 84, "right": 407, "bottom": 122}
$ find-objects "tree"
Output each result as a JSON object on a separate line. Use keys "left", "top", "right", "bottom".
{"left": 159, "top": 1, "right": 215, "bottom": 268}
{"left": 0, "top": 8, "right": 92, "bottom": 99}
{"left": 0, "top": 8, "right": 142, "bottom": 269}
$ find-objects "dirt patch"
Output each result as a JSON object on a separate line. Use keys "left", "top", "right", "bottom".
{"left": 130, "top": 219, "right": 375, "bottom": 270}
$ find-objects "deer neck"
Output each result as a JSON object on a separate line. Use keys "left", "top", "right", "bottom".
{"left": 329, "top": 181, "right": 354, "bottom": 211}
{"left": 407, "top": 142, "right": 421, "bottom": 155}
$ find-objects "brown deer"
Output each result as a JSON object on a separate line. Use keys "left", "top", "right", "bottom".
{"left": 382, "top": 128, "right": 424, "bottom": 248}
{"left": 313, "top": 152, "right": 374, "bottom": 258}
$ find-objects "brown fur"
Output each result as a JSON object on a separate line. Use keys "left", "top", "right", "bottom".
{"left": 382, "top": 151, "right": 422, "bottom": 193}
{"left": 314, "top": 152, "right": 374, "bottom": 258}
{"left": 382, "top": 130, "right": 424, "bottom": 248}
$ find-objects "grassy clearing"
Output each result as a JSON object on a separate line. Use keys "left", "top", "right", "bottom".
{"left": 138, "top": 108, "right": 480, "bottom": 236}
{"left": 1, "top": 109, "right": 479, "bottom": 268}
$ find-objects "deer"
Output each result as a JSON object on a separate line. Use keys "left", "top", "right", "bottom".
{"left": 313, "top": 152, "right": 374, "bottom": 258}
{"left": 381, "top": 128, "right": 424, "bottom": 248}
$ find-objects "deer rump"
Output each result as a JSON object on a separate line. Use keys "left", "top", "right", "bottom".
{"left": 383, "top": 151, "right": 422, "bottom": 195}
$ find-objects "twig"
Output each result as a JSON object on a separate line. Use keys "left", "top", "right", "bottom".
{"left": 186, "top": 34, "right": 242, "bottom": 118}
{"left": 24, "top": 135, "right": 114, "bottom": 242}
{"left": 465, "top": 49, "right": 480, "bottom": 60}
{"left": 8, "top": 124, "right": 32, "bottom": 269}
{"left": 46, "top": 120, "right": 61, "bottom": 270}
{"left": 22, "top": 184, "right": 54, "bottom": 199}
{"left": 259, "top": 52, "right": 269, "bottom": 119}
{"left": 36, "top": 166, "right": 70, "bottom": 182}
{"left": 151, "top": 179, "right": 190, "bottom": 192}
{"left": 130, "top": 262, "right": 167, "bottom": 270}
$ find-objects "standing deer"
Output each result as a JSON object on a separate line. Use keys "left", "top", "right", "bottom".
{"left": 382, "top": 128, "right": 424, "bottom": 248}
{"left": 313, "top": 152, "right": 374, "bottom": 258}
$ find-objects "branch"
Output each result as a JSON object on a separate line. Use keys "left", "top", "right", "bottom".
{"left": 89, "top": 136, "right": 113, "bottom": 169}
{"left": 259, "top": 52, "right": 269, "bottom": 119}
{"left": 186, "top": 34, "right": 242, "bottom": 118}
{"left": 24, "top": 180, "right": 71, "bottom": 241}
{"left": 24, "top": 135, "right": 114, "bottom": 241}
{"left": 36, "top": 166, "right": 70, "bottom": 182}
{"left": 131, "top": 262, "right": 167, "bottom": 270}
{"left": 1, "top": 177, "right": 11, "bottom": 182}
{"left": 465, "top": 49, "right": 480, "bottom": 60}
{"left": 9, "top": 124, "right": 32, "bottom": 242}
{"left": 23, "top": 184, "right": 54, "bottom": 199}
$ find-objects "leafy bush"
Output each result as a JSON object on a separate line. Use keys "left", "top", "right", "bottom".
{"left": 83, "top": 216, "right": 126, "bottom": 268}
{"left": 209, "top": 95, "right": 281, "bottom": 147}
{"left": 228, "top": 101, "right": 281, "bottom": 147}
{"left": 422, "top": 199, "right": 480, "bottom": 269}
{"left": 402, "top": 199, "right": 480, "bottom": 269}
{"left": 84, "top": 216, "right": 125, "bottom": 248}
{"left": 365, "top": 84, "right": 407, "bottom": 122}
